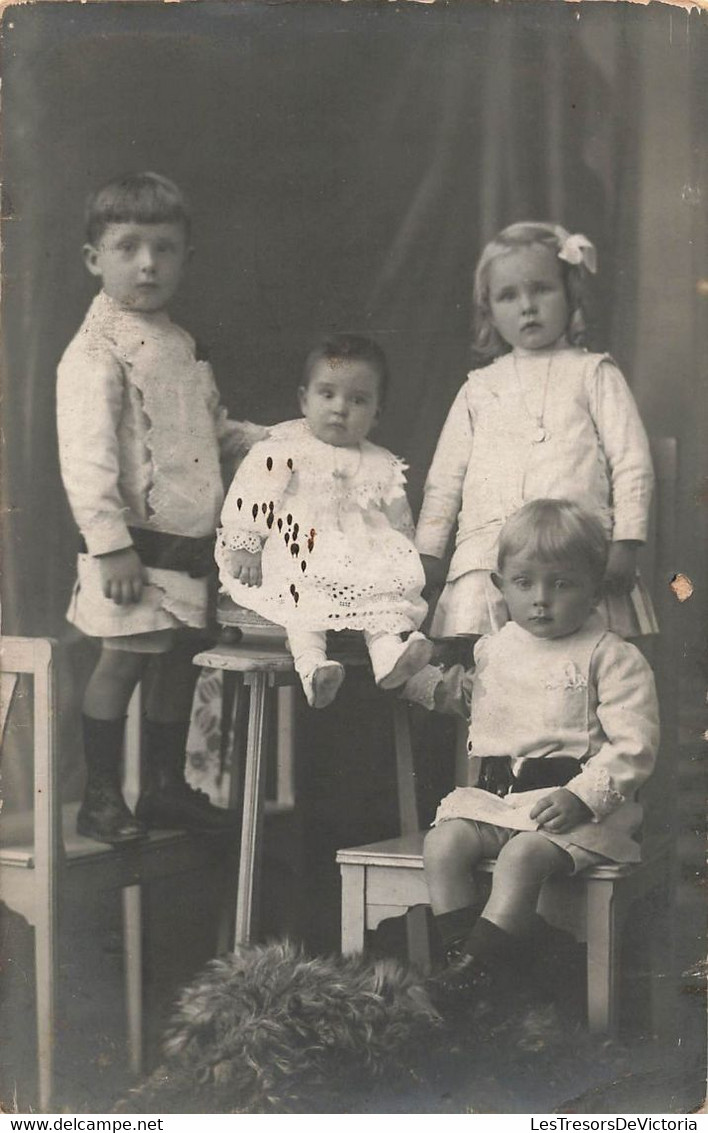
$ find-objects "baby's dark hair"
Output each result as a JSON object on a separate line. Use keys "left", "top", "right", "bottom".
{"left": 498, "top": 499, "right": 609, "bottom": 587}
{"left": 85, "top": 172, "right": 191, "bottom": 247}
{"left": 302, "top": 334, "right": 390, "bottom": 406}
{"left": 472, "top": 221, "right": 592, "bottom": 362}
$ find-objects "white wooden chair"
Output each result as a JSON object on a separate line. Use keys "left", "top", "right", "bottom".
{"left": 0, "top": 636, "right": 228, "bottom": 1110}
{"left": 336, "top": 439, "right": 678, "bottom": 1034}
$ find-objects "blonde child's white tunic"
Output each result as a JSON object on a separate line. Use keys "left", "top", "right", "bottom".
{"left": 57, "top": 291, "right": 264, "bottom": 636}
{"left": 410, "top": 615, "right": 659, "bottom": 864}
{"left": 415, "top": 348, "right": 656, "bottom": 637}
{"left": 217, "top": 419, "right": 427, "bottom": 635}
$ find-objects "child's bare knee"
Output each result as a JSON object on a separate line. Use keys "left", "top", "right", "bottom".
{"left": 424, "top": 820, "right": 477, "bottom": 870}
{"left": 496, "top": 832, "right": 567, "bottom": 880}
{"left": 98, "top": 648, "right": 145, "bottom": 684}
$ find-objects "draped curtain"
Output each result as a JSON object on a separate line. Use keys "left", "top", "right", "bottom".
{"left": 2, "top": 2, "right": 704, "bottom": 817}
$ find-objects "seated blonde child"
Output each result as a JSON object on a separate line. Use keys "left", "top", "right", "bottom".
{"left": 404, "top": 498, "right": 659, "bottom": 1004}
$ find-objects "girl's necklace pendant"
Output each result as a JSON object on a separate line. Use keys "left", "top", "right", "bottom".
{"left": 513, "top": 354, "right": 553, "bottom": 446}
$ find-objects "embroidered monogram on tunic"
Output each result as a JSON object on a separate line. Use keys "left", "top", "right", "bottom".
{"left": 544, "top": 661, "right": 588, "bottom": 692}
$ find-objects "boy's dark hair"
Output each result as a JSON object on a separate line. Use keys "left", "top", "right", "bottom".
{"left": 497, "top": 498, "right": 609, "bottom": 587}
{"left": 85, "top": 172, "right": 191, "bottom": 246}
{"left": 302, "top": 334, "right": 390, "bottom": 405}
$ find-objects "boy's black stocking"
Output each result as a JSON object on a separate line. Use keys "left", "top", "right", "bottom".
{"left": 77, "top": 714, "right": 146, "bottom": 844}
{"left": 434, "top": 905, "right": 481, "bottom": 961}
{"left": 135, "top": 718, "right": 237, "bottom": 833}
{"left": 462, "top": 916, "right": 526, "bottom": 967}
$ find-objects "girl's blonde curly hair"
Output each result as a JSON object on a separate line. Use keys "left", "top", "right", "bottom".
{"left": 472, "top": 221, "right": 594, "bottom": 363}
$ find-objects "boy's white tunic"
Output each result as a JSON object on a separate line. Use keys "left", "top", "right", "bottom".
{"left": 217, "top": 419, "right": 427, "bottom": 635}
{"left": 417, "top": 615, "right": 659, "bottom": 863}
{"left": 57, "top": 291, "right": 262, "bottom": 635}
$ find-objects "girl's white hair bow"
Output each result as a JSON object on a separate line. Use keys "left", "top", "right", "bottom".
{"left": 554, "top": 227, "right": 597, "bottom": 274}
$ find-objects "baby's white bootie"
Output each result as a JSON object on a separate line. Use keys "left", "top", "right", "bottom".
{"left": 368, "top": 631, "right": 434, "bottom": 690}
{"left": 300, "top": 659, "right": 345, "bottom": 709}
{"left": 399, "top": 664, "right": 444, "bottom": 710}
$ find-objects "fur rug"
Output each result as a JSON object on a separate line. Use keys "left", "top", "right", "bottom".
{"left": 121, "top": 941, "right": 443, "bottom": 1113}
{"left": 117, "top": 937, "right": 629, "bottom": 1114}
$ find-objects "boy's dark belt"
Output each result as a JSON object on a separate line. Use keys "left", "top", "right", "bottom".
{"left": 478, "top": 755, "right": 580, "bottom": 798}
{"left": 78, "top": 528, "right": 216, "bottom": 578}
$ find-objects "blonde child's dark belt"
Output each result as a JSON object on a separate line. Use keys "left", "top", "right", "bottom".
{"left": 478, "top": 755, "right": 580, "bottom": 798}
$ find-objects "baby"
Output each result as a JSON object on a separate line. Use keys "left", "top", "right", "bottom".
{"left": 217, "top": 334, "right": 433, "bottom": 707}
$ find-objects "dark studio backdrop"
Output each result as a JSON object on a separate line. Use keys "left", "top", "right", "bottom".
{"left": 1, "top": 0, "right": 706, "bottom": 954}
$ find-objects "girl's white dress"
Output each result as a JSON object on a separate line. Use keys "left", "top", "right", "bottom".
{"left": 57, "top": 291, "right": 264, "bottom": 636}
{"left": 216, "top": 419, "right": 427, "bottom": 635}
{"left": 415, "top": 348, "right": 657, "bottom": 638}
{"left": 407, "top": 613, "right": 659, "bottom": 866}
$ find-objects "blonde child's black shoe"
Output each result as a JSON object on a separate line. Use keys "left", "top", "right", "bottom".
{"left": 136, "top": 719, "right": 238, "bottom": 835}
{"left": 427, "top": 947, "right": 499, "bottom": 1018}
{"left": 429, "top": 917, "right": 539, "bottom": 1018}
{"left": 77, "top": 714, "right": 147, "bottom": 845}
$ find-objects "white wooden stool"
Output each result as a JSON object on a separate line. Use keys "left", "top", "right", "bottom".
{"left": 194, "top": 618, "right": 423, "bottom": 952}
{"left": 193, "top": 640, "right": 297, "bottom": 947}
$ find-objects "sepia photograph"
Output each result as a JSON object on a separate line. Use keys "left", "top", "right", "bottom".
{"left": 1, "top": 0, "right": 706, "bottom": 1117}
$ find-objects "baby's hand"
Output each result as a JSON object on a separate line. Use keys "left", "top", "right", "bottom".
{"left": 530, "top": 788, "right": 592, "bottom": 834}
{"left": 225, "top": 548, "right": 263, "bottom": 587}
{"left": 603, "top": 541, "right": 638, "bottom": 597}
{"left": 420, "top": 554, "right": 447, "bottom": 593}
{"left": 98, "top": 546, "right": 146, "bottom": 605}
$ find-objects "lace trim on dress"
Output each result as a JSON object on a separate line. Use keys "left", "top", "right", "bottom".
{"left": 217, "top": 528, "right": 263, "bottom": 555}
{"left": 357, "top": 452, "right": 408, "bottom": 508}
{"left": 266, "top": 419, "right": 409, "bottom": 509}
{"left": 568, "top": 763, "right": 624, "bottom": 821}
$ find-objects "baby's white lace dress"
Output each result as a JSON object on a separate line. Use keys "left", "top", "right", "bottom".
{"left": 217, "top": 419, "right": 427, "bottom": 635}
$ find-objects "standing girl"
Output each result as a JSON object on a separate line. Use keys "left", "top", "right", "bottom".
{"left": 415, "top": 222, "right": 657, "bottom": 642}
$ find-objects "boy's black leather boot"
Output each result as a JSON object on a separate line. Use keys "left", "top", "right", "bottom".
{"left": 428, "top": 917, "right": 536, "bottom": 1017}
{"left": 135, "top": 719, "right": 238, "bottom": 834}
{"left": 77, "top": 715, "right": 147, "bottom": 844}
